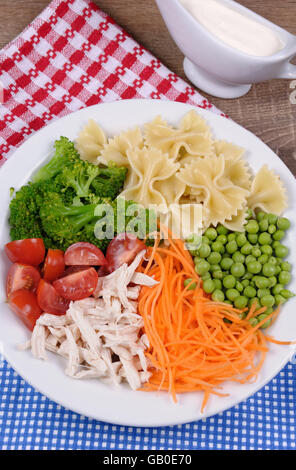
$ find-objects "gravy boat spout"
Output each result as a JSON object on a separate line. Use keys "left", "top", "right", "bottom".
{"left": 155, "top": 0, "right": 296, "bottom": 98}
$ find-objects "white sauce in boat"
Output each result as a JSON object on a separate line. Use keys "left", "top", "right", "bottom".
{"left": 179, "top": 0, "right": 284, "bottom": 57}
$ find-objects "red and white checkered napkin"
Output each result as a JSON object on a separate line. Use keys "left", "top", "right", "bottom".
{"left": 0, "top": 0, "right": 224, "bottom": 166}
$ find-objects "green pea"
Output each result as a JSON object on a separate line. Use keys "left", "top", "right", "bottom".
{"left": 246, "top": 220, "right": 259, "bottom": 234}
{"left": 198, "top": 243, "right": 211, "bottom": 258}
{"left": 243, "top": 272, "right": 253, "bottom": 280}
{"left": 212, "top": 241, "right": 224, "bottom": 253}
{"left": 232, "top": 252, "right": 245, "bottom": 263}
{"left": 275, "top": 244, "right": 289, "bottom": 259}
{"left": 252, "top": 247, "right": 261, "bottom": 258}
{"left": 226, "top": 240, "right": 238, "bottom": 254}
{"left": 258, "top": 254, "right": 268, "bottom": 264}
{"left": 262, "top": 264, "right": 276, "bottom": 277}
{"left": 261, "top": 245, "right": 273, "bottom": 255}
{"left": 205, "top": 228, "right": 217, "bottom": 241}
{"left": 259, "top": 219, "right": 269, "bottom": 232}
{"left": 234, "top": 296, "right": 248, "bottom": 309}
{"left": 241, "top": 279, "right": 250, "bottom": 288}
{"left": 202, "top": 236, "right": 211, "bottom": 245}
{"left": 203, "top": 279, "right": 215, "bottom": 294}
{"left": 245, "top": 255, "right": 256, "bottom": 265}
{"left": 216, "top": 224, "right": 229, "bottom": 235}
{"left": 213, "top": 270, "right": 223, "bottom": 280}
{"left": 268, "top": 256, "right": 277, "bottom": 265}
{"left": 223, "top": 275, "right": 236, "bottom": 289}
{"left": 209, "top": 264, "right": 221, "bottom": 273}
{"left": 244, "top": 286, "right": 257, "bottom": 298}
{"left": 249, "top": 317, "right": 259, "bottom": 327}
{"left": 241, "top": 243, "right": 253, "bottom": 255}
{"left": 272, "top": 284, "right": 284, "bottom": 295}
{"left": 216, "top": 234, "right": 227, "bottom": 245}
{"left": 272, "top": 240, "right": 281, "bottom": 249}
{"left": 196, "top": 259, "right": 210, "bottom": 276}
{"left": 228, "top": 233, "right": 236, "bottom": 242}
{"left": 201, "top": 272, "right": 211, "bottom": 281}
{"left": 249, "top": 297, "right": 260, "bottom": 309}
{"left": 258, "top": 288, "right": 270, "bottom": 299}
{"left": 281, "top": 289, "right": 295, "bottom": 299}
{"left": 236, "top": 233, "right": 247, "bottom": 247}
{"left": 231, "top": 262, "right": 245, "bottom": 278}
{"left": 261, "top": 294, "right": 275, "bottom": 307}
{"left": 273, "top": 230, "right": 285, "bottom": 241}
{"left": 247, "top": 261, "right": 262, "bottom": 274}
{"left": 267, "top": 214, "right": 277, "bottom": 225}
{"left": 281, "top": 261, "right": 291, "bottom": 272}
{"left": 268, "top": 276, "right": 277, "bottom": 288}
{"left": 268, "top": 224, "right": 276, "bottom": 235}
{"left": 213, "top": 279, "right": 222, "bottom": 290}
{"left": 256, "top": 211, "right": 266, "bottom": 222}
{"left": 248, "top": 233, "right": 258, "bottom": 244}
{"left": 221, "top": 258, "right": 233, "bottom": 270}
{"left": 207, "top": 252, "right": 222, "bottom": 265}
{"left": 277, "top": 217, "right": 290, "bottom": 231}
{"left": 275, "top": 265, "right": 281, "bottom": 275}
{"left": 278, "top": 271, "right": 291, "bottom": 286}
{"left": 258, "top": 232, "right": 272, "bottom": 245}
{"left": 226, "top": 289, "right": 240, "bottom": 301}
{"left": 184, "top": 278, "right": 197, "bottom": 290}
{"left": 275, "top": 294, "right": 286, "bottom": 306}
{"left": 254, "top": 276, "right": 270, "bottom": 289}
{"left": 212, "top": 289, "right": 225, "bottom": 302}
{"left": 257, "top": 313, "right": 272, "bottom": 330}
{"left": 236, "top": 281, "right": 244, "bottom": 293}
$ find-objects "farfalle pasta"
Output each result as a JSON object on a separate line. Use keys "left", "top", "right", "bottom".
{"left": 120, "top": 147, "right": 180, "bottom": 207}
{"left": 98, "top": 128, "right": 143, "bottom": 167}
{"left": 177, "top": 155, "right": 250, "bottom": 227}
{"left": 144, "top": 111, "right": 214, "bottom": 159}
{"left": 76, "top": 119, "right": 107, "bottom": 163}
{"left": 247, "top": 165, "right": 288, "bottom": 215}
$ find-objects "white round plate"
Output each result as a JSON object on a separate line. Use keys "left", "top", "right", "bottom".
{"left": 0, "top": 100, "right": 295, "bottom": 427}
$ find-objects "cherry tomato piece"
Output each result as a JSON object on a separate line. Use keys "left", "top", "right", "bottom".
{"left": 53, "top": 267, "right": 98, "bottom": 301}
{"left": 106, "top": 233, "right": 146, "bottom": 272}
{"left": 5, "top": 238, "right": 45, "bottom": 266}
{"left": 64, "top": 242, "right": 107, "bottom": 266}
{"left": 37, "top": 279, "right": 69, "bottom": 315}
{"left": 6, "top": 263, "right": 41, "bottom": 297}
{"left": 8, "top": 289, "right": 42, "bottom": 331}
{"left": 43, "top": 249, "right": 65, "bottom": 282}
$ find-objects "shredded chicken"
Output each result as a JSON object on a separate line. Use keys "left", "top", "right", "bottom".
{"left": 23, "top": 250, "right": 157, "bottom": 390}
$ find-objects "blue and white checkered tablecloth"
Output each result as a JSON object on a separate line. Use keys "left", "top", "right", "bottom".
{"left": 0, "top": 357, "right": 295, "bottom": 450}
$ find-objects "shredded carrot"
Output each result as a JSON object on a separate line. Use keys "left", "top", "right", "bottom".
{"left": 138, "top": 226, "right": 294, "bottom": 412}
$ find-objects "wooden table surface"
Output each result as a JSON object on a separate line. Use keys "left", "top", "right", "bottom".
{"left": 1, "top": 0, "right": 296, "bottom": 176}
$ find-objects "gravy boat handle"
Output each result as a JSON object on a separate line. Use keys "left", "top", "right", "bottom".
{"left": 276, "top": 61, "right": 296, "bottom": 79}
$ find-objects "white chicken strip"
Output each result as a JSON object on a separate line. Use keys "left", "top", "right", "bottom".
{"left": 26, "top": 250, "right": 156, "bottom": 389}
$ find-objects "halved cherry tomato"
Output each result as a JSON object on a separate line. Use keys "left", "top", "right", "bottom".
{"left": 5, "top": 238, "right": 45, "bottom": 266}
{"left": 43, "top": 249, "right": 65, "bottom": 282}
{"left": 37, "top": 279, "right": 69, "bottom": 315}
{"left": 53, "top": 267, "right": 98, "bottom": 300}
{"left": 8, "top": 289, "right": 42, "bottom": 331}
{"left": 105, "top": 233, "right": 146, "bottom": 272}
{"left": 64, "top": 242, "right": 107, "bottom": 266}
{"left": 6, "top": 263, "right": 41, "bottom": 297}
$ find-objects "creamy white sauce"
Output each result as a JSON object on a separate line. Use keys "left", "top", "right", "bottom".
{"left": 179, "top": 0, "right": 284, "bottom": 57}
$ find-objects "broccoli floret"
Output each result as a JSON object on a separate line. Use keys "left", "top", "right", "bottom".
{"left": 32, "top": 137, "right": 80, "bottom": 183}
{"left": 9, "top": 180, "right": 56, "bottom": 247}
{"left": 91, "top": 165, "right": 127, "bottom": 200}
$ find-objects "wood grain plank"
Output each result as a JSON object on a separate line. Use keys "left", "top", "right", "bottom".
{"left": 0, "top": 0, "right": 295, "bottom": 176}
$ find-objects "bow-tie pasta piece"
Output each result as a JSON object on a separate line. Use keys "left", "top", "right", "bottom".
{"left": 247, "top": 165, "right": 288, "bottom": 215}
{"left": 223, "top": 156, "right": 252, "bottom": 191}
{"left": 223, "top": 204, "right": 248, "bottom": 232}
{"left": 144, "top": 111, "right": 214, "bottom": 160}
{"left": 154, "top": 174, "right": 186, "bottom": 206}
{"left": 120, "top": 147, "right": 180, "bottom": 207}
{"left": 76, "top": 119, "right": 107, "bottom": 163}
{"left": 177, "top": 155, "right": 249, "bottom": 227}
{"left": 98, "top": 128, "right": 143, "bottom": 167}
{"left": 214, "top": 140, "right": 245, "bottom": 161}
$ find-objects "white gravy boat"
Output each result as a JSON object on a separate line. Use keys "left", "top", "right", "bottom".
{"left": 155, "top": 0, "right": 296, "bottom": 98}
